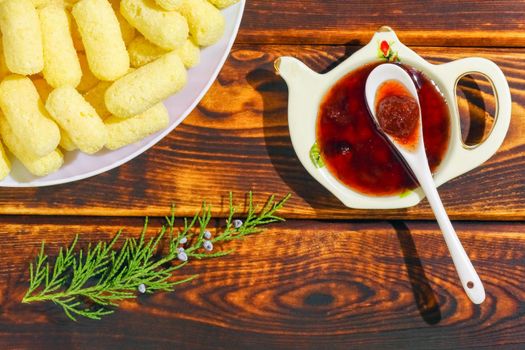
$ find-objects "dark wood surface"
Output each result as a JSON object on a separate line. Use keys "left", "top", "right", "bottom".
{"left": 0, "top": 45, "right": 523, "bottom": 220}
{"left": 238, "top": 0, "right": 525, "bottom": 47}
{"left": 1, "top": 1, "right": 524, "bottom": 349}
{"left": 1, "top": 218, "right": 524, "bottom": 349}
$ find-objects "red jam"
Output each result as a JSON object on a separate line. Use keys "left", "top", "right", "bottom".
{"left": 375, "top": 80, "right": 420, "bottom": 150}
{"left": 317, "top": 63, "right": 450, "bottom": 196}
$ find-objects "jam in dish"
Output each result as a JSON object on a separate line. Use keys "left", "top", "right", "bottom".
{"left": 317, "top": 63, "right": 450, "bottom": 196}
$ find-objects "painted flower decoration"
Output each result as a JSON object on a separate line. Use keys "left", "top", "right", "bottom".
{"left": 380, "top": 40, "right": 390, "bottom": 57}
{"left": 378, "top": 40, "right": 400, "bottom": 62}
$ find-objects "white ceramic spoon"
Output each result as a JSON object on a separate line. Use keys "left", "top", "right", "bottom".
{"left": 365, "top": 63, "right": 486, "bottom": 304}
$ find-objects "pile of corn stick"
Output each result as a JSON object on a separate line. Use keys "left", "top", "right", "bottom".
{"left": 0, "top": 0, "right": 239, "bottom": 178}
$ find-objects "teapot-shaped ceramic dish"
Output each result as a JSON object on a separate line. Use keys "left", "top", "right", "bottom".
{"left": 275, "top": 26, "right": 511, "bottom": 209}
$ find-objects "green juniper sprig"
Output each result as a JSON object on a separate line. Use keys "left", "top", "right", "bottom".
{"left": 22, "top": 192, "right": 290, "bottom": 321}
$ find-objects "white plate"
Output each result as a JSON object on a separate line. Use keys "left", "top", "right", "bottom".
{"left": 0, "top": 0, "right": 246, "bottom": 187}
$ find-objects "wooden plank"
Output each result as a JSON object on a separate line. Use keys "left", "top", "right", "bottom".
{"left": 0, "top": 218, "right": 523, "bottom": 348}
{"left": 0, "top": 45, "right": 523, "bottom": 220}
{"left": 239, "top": 0, "right": 525, "bottom": 47}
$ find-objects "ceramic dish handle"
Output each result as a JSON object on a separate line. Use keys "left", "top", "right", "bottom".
{"left": 438, "top": 57, "right": 512, "bottom": 176}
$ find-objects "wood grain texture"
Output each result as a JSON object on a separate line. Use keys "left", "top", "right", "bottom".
{"left": 1, "top": 3, "right": 523, "bottom": 349}
{"left": 239, "top": 0, "right": 525, "bottom": 47}
{"left": 0, "top": 218, "right": 523, "bottom": 349}
{"left": 0, "top": 45, "right": 522, "bottom": 220}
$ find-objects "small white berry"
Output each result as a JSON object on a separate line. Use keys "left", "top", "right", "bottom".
{"left": 233, "top": 219, "right": 243, "bottom": 229}
{"left": 204, "top": 230, "right": 212, "bottom": 239}
{"left": 177, "top": 247, "right": 185, "bottom": 254}
{"left": 203, "top": 240, "right": 213, "bottom": 251}
{"left": 138, "top": 283, "right": 146, "bottom": 294}
{"left": 177, "top": 251, "right": 188, "bottom": 262}
{"left": 180, "top": 237, "right": 188, "bottom": 244}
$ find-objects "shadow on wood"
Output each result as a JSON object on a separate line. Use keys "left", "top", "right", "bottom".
{"left": 456, "top": 73, "right": 496, "bottom": 146}
{"left": 319, "top": 42, "right": 361, "bottom": 74}
{"left": 392, "top": 221, "right": 442, "bottom": 325}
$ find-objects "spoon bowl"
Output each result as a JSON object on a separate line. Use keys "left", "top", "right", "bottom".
{"left": 365, "top": 64, "right": 424, "bottom": 156}
{"left": 365, "top": 64, "right": 486, "bottom": 304}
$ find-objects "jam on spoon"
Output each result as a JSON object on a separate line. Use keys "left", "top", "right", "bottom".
{"left": 375, "top": 80, "right": 419, "bottom": 149}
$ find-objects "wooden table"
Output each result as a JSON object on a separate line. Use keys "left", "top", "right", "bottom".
{"left": 1, "top": 1, "right": 524, "bottom": 348}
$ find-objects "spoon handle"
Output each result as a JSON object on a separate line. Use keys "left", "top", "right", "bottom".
{"left": 416, "top": 169, "right": 486, "bottom": 304}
